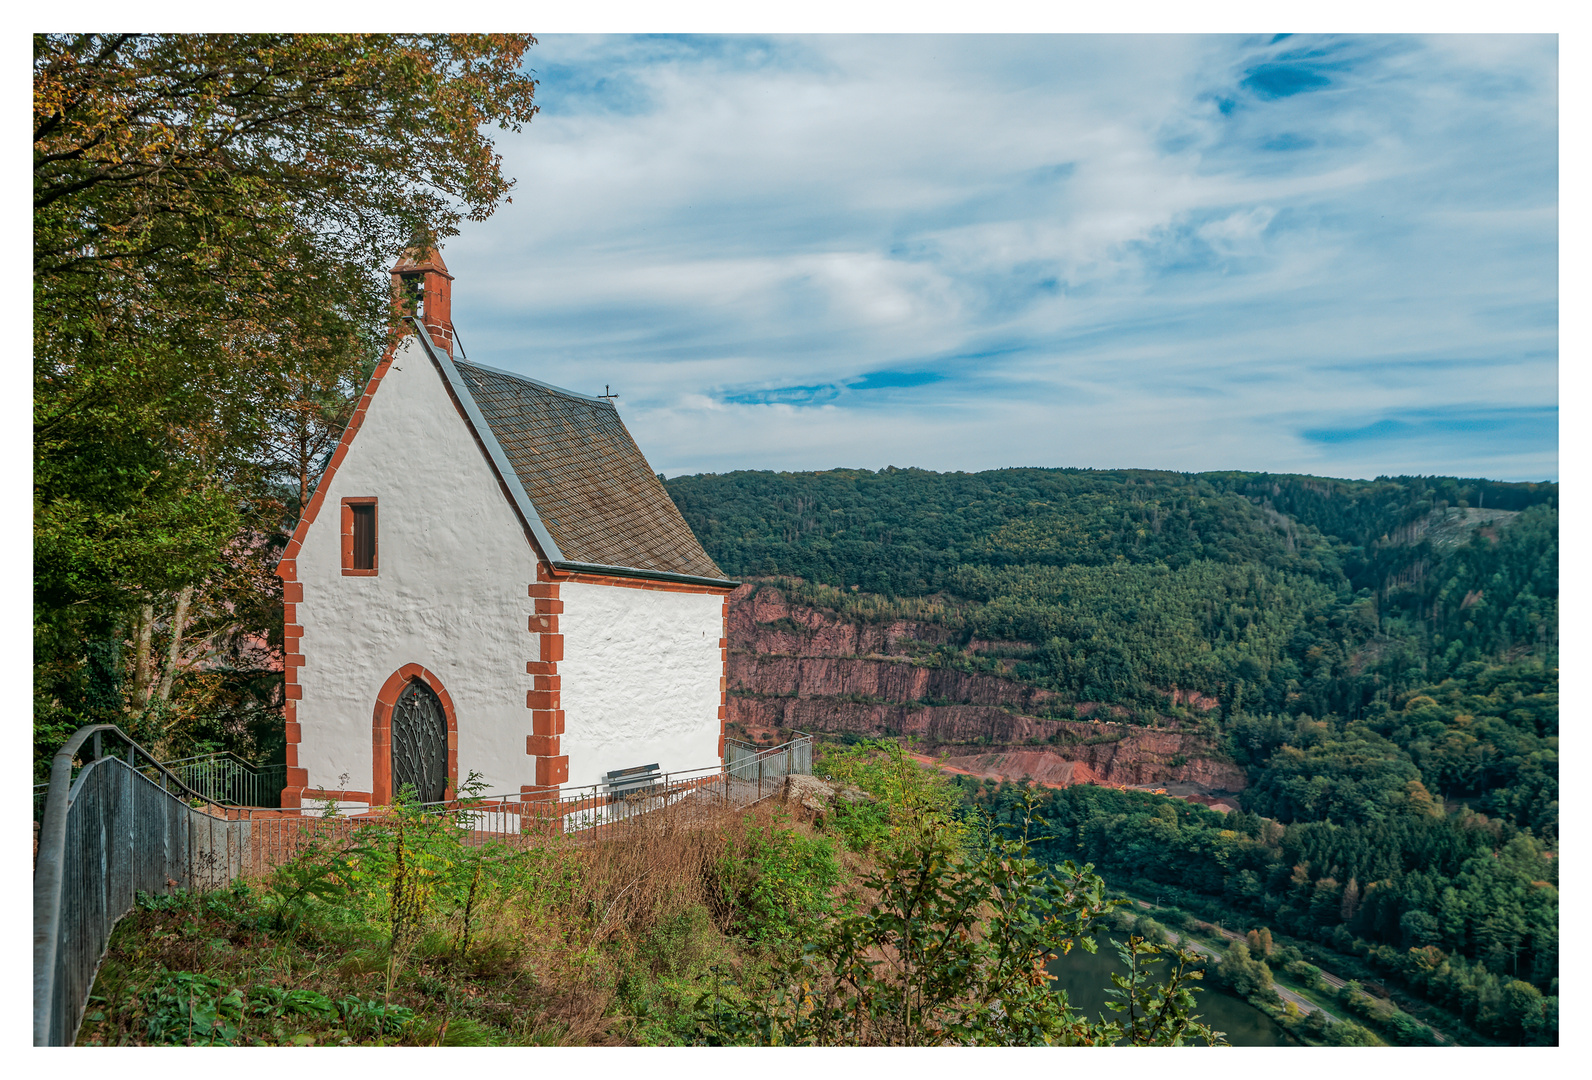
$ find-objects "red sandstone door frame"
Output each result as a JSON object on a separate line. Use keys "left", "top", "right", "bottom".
{"left": 372, "top": 663, "right": 459, "bottom": 805}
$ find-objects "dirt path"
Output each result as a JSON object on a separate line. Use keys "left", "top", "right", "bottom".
{"left": 907, "top": 751, "right": 1076, "bottom": 789}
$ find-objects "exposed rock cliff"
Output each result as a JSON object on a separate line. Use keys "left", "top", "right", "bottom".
{"left": 730, "top": 654, "right": 1069, "bottom": 714}
{"left": 727, "top": 582, "right": 1245, "bottom": 792}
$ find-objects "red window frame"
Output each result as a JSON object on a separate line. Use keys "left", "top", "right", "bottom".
{"left": 341, "top": 497, "right": 378, "bottom": 576}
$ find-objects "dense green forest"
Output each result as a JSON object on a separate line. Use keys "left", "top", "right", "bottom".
{"left": 668, "top": 468, "right": 1555, "bottom": 713}
{"left": 666, "top": 466, "right": 1558, "bottom": 1043}
{"left": 965, "top": 772, "right": 1557, "bottom": 1045}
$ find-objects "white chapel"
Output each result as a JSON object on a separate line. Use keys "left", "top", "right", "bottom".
{"left": 275, "top": 243, "right": 735, "bottom": 810}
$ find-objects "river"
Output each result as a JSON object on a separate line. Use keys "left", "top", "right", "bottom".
{"left": 1046, "top": 938, "right": 1297, "bottom": 1046}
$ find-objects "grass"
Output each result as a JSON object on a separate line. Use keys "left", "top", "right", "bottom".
{"left": 77, "top": 798, "right": 843, "bottom": 1046}
{"left": 1269, "top": 970, "right": 1347, "bottom": 1022}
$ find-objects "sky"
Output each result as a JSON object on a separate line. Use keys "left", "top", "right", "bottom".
{"left": 440, "top": 33, "right": 1559, "bottom": 483}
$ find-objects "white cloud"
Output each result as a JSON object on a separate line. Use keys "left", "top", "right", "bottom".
{"left": 444, "top": 33, "right": 1557, "bottom": 482}
{"left": 1196, "top": 206, "right": 1277, "bottom": 254}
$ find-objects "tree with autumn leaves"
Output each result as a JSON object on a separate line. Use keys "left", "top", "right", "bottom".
{"left": 34, "top": 34, "right": 539, "bottom": 766}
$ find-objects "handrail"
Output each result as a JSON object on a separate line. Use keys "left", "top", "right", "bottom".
{"left": 158, "top": 751, "right": 285, "bottom": 808}
{"left": 159, "top": 750, "right": 273, "bottom": 769}
{"left": 34, "top": 724, "right": 232, "bottom": 1046}
{"left": 724, "top": 732, "right": 812, "bottom": 755}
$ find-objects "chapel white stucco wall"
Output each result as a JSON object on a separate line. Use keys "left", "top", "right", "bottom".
{"left": 557, "top": 582, "right": 724, "bottom": 787}
{"left": 295, "top": 336, "right": 539, "bottom": 800}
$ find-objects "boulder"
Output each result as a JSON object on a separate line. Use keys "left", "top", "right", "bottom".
{"left": 784, "top": 774, "right": 836, "bottom": 813}
{"left": 783, "top": 774, "right": 870, "bottom": 814}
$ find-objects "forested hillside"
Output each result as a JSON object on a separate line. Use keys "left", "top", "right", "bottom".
{"left": 668, "top": 468, "right": 1555, "bottom": 715}
{"left": 667, "top": 466, "right": 1558, "bottom": 1042}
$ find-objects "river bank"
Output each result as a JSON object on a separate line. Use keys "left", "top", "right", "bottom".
{"left": 1045, "top": 940, "right": 1296, "bottom": 1046}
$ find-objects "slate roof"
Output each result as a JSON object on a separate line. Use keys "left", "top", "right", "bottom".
{"left": 447, "top": 357, "right": 730, "bottom": 584}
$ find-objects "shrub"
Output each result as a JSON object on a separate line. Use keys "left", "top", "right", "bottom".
{"left": 816, "top": 740, "right": 967, "bottom": 855}
{"left": 1212, "top": 942, "right": 1281, "bottom": 1010}
{"left": 697, "top": 791, "right": 1224, "bottom": 1047}
{"left": 1136, "top": 917, "right": 1170, "bottom": 946}
{"left": 1325, "top": 1019, "right": 1379, "bottom": 1046}
{"left": 716, "top": 810, "right": 840, "bottom": 945}
{"left": 1283, "top": 959, "right": 1321, "bottom": 984}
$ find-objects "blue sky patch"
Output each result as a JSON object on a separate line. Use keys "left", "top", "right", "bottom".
{"left": 1026, "top": 162, "right": 1077, "bottom": 185}
{"left": 849, "top": 370, "right": 946, "bottom": 391}
{"left": 1262, "top": 133, "right": 1317, "bottom": 152}
{"left": 1242, "top": 62, "right": 1333, "bottom": 99}
{"left": 531, "top": 63, "right": 653, "bottom": 116}
{"left": 1302, "top": 407, "right": 1558, "bottom": 446}
{"left": 722, "top": 383, "right": 842, "bottom": 407}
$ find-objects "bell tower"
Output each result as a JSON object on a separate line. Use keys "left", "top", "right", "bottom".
{"left": 391, "top": 233, "right": 455, "bottom": 355}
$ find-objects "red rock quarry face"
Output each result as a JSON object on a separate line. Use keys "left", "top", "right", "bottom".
{"left": 725, "top": 583, "right": 1246, "bottom": 792}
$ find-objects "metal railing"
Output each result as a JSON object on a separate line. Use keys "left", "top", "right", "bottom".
{"left": 33, "top": 755, "right": 283, "bottom": 823}
{"left": 159, "top": 752, "right": 285, "bottom": 809}
{"left": 33, "top": 725, "right": 253, "bottom": 1047}
{"left": 726, "top": 734, "right": 813, "bottom": 801}
{"left": 36, "top": 725, "right": 814, "bottom": 1046}
{"left": 239, "top": 734, "right": 816, "bottom": 868}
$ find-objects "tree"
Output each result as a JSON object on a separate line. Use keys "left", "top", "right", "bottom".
{"left": 1213, "top": 941, "right": 1276, "bottom": 1003}
{"left": 697, "top": 791, "right": 1223, "bottom": 1046}
{"left": 1500, "top": 979, "right": 1548, "bottom": 1045}
{"left": 1325, "top": 1019, "right": 1379, "bottom": 1046}
{"left": 1246, "top": 926, "right": 1274, "bottom": 958}
{"left": 34, "top": 34, "right": 538, "bottom": 760}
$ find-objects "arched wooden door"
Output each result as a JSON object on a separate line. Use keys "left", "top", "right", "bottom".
{"left": 392, "top": 677, "right": 449, "bottom": 803}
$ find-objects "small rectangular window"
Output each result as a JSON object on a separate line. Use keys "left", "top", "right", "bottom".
{"left": 341, "top": 498, "right": 378, "bottom": 575}
{"left": 352, "top": 505, "right": 375, "bottom": 569}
